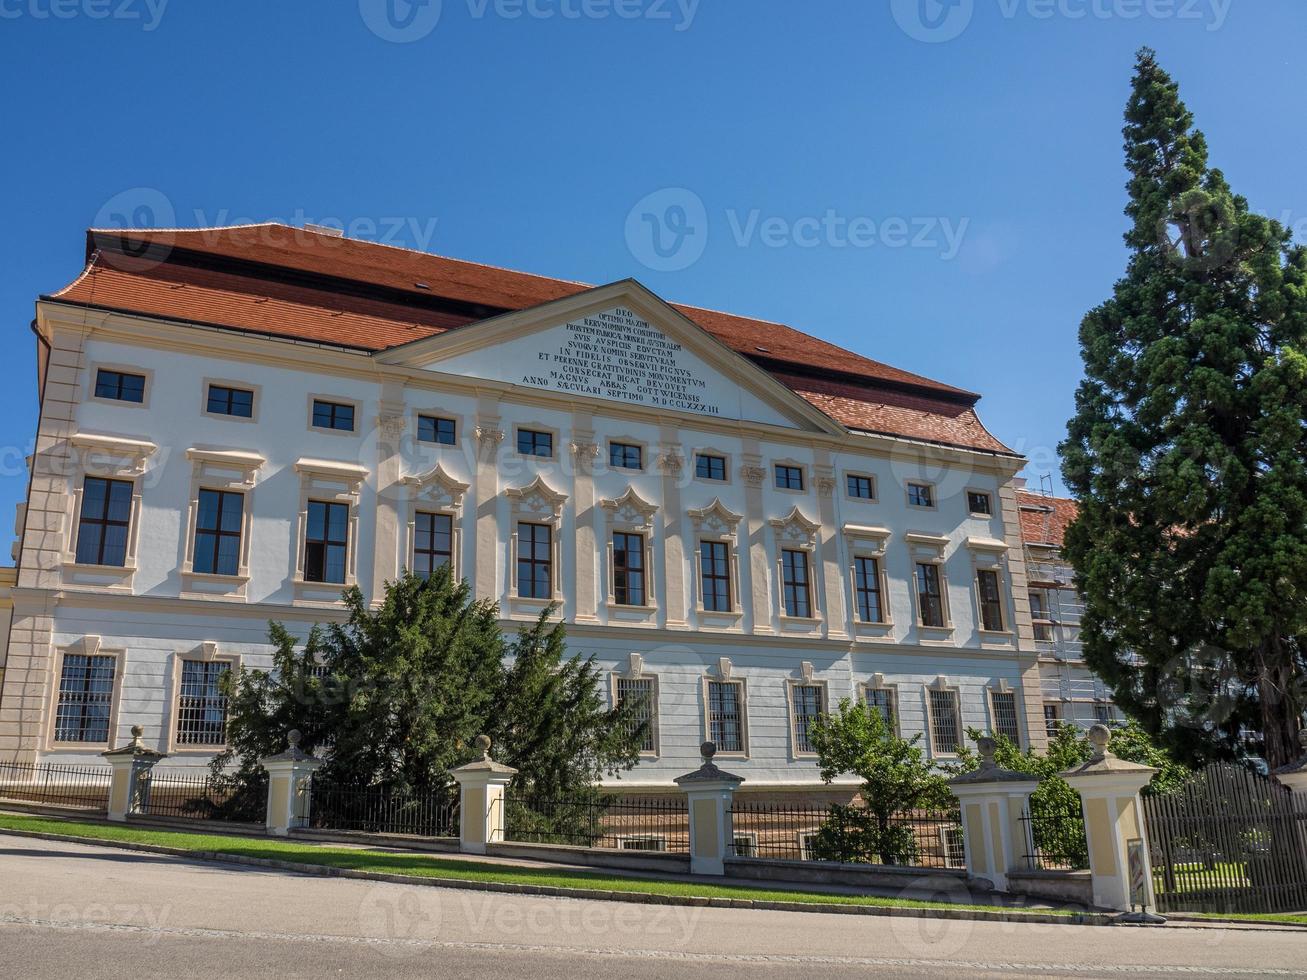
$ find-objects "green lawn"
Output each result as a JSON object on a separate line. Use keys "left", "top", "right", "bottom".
{"left": 0, "top": 811, "right": 1064, "bottom": 916}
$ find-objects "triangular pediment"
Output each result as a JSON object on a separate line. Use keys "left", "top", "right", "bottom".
{"left": 376, "top": 280, "right": 843, "bottom": 433}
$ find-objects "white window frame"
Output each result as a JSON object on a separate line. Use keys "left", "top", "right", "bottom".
{"left": 166, "top": 643, "right": 241, "bottom": 755}
{"left": 905, "top": 532, "right": 952, "bottom": 634}
{"left": 987, "top": 682, "right": 1023, "bottom": 747}
{"left": 965, "top": 487, "right": 994, "bottom": 518}
{"left": 771, "top": 506, "right": 822, "bottom": 626}
{"left": 306, "top": 393, "right": 362, "bottom": 436}
{"left": 702, "top": 662, "right": 748, "bottom": 757}
{"left": 401, "top": 463, "right": 469, "bottom": 582}
{"left": 506, "top": 475, "right": 568, "bottom": 615}
{"left": 844, "top": 471, "right": 878, "bottom": 502}
{"left": 967, "top": 537, "right": 1014, "bottom": 639}
{"left": 772, "top": 459, "right": 808, "bottom": 494}
{"left": 604, "top": 435, "right": 649, "bottom": 473}
{"left": 201, "top": 377, "right": 261, "bottom": 424}
{"left": 600, "top": 487, "right": 659, "bottom": 620}
{"left": 62, "top": 433, "right": 157, "bottom": 591}
{"left": 44, "top": 636, "right": 125, "bottom": 751}
{"left": 925, "top": 678, "right": 964, "bottom": 758}
{"left": 612, "top": 654, "right": 660, "bottom": 758}
{"left": 616, "top": 834, "right": 667, "bottom": 852}
{"left": 180, "top": 449, "right": 264, "bottom": 600}
{"left": 785, "top": 664, "right": 828, "bottom": 759}
{"left": 88, "top": 362, "right": 153, "bottom": 410}
{"left": 691, "top": 448, "right": 732, "bottom": 484}
{"left": 858, "top": 675, "right": 901, "bottom": 738}
{"left": 940, "top": 824, "right": 967, "bottom": 869}
{"left": 511, "top": 423, "right": 560, "bottom": 461}
{"left": 843, "top": 525, "right": 893, "bottom": 636}
{"left": 292, "top": 458, "right": 367, "bottom": 604}
{"left": 689, "top": 499, "right": 744, "bottom": 625}
{"left": 731, "top": 831, "right": 759, "bottom": 858}
{"left": 905, "top": 480, "right": 937, "bottom": 510}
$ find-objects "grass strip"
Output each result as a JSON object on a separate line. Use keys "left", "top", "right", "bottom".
{"left": 0, "top": 811, "right": 1058, "bottom": 915}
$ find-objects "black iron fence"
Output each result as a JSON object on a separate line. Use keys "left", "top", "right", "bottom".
{"left": 0, "top": 760, "right": 111, "bottom": 812}
{"left": 1144, "top": 764, "right": 1307, "bottom": 914}
{"left": 140, "top": 769, "right": 259, "bottom": 822}
{"left": 727, "top": 800, "right": 965, "bottom": 869}
{"left": 1020, "top": 801, "right": 1090, "bottom": 871}
{"left": 505, "top": 795, "right": 689, "bottom": 853}
{"left": 309, "top": 780, "right": 459, "bottom": 838}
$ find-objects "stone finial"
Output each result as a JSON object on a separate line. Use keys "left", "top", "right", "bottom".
{"left": 130, "top": 724, "right": 143, "bottom": 747}
{"left": 1088, "top": 723, "right": 1112, "bottom": 761}
{"left": 288, "top": 729, "right": 302, "bottom": 749}
{"left": 475, "top": 734, "right": 492, "bottom": 761}
{"left": 700, "top": 740, "right": 716, "bottom": 762}
{"left": 976, "top": 735, "right": 997, "bottom": 768}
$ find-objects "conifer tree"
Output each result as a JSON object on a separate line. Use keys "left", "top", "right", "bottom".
{"left": 1061, "top": 49, "right": 1307, "bottom": 768}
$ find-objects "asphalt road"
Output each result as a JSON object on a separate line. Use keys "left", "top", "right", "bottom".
{"left": 0, "top": 835, "right": 1304, "bottom": 979}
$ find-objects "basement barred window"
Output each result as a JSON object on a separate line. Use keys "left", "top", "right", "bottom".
{"left": 176, "top": 660, "right": 231, "bottom": 746}
{"left": 929, "top": 688, "right": 962, "bottom": 754}
{"left": 790, "top": 683, "right": 824, "bottom": 753}
{"left": 616, "top": 676, "right": 656, "bottom": 754}
{"left": 708, "top": 680, "right": 745, "bottom": 753}
{"left": 990, "top": 690, "right": 1021, "bottom": 744}
{"left": 864, "top": 686, "right": 898, "bottom": 735}
{"left": 54, "top": 654, "right": 116, "bottom": 743}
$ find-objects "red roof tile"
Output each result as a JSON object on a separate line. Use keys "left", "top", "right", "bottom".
{"left": 1017, "top": 490, "right": 1079, "bottom": 547}
{"left": 43, "top": 224, "right": 1017, "bottom": 456}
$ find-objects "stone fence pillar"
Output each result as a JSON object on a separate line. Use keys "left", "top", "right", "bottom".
{"left": 1061, "top": 724, "right": 1160, "bottom": 917}
{"left": 451, "top": 735, "right": 517, "bottom": 855}
{"left": 101, "top": 725, "right": 166, "bottom": 822}
{"left": 259, "top": 730, "right": 323, "bottom": 837}
{"left": 947, "top": 736, "right": 1039, "bottom": 892}
{"left": 674, "top": 741, "right": 744, "bottom": 876}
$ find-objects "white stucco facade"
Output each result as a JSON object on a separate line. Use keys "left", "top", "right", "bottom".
{"left": 0, "top": 269, "right": 1048, "bottom": 790}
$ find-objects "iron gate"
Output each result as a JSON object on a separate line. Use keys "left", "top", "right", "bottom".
{"left": 1143, "top": 764, "right": 1307, "bottom": 914}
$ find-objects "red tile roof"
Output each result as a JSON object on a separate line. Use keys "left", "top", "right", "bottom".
{"left": 44, "top": 224, "right": 1017, "bottom": 455}
{"left": 1017, "top": 489, "right": 1079, "bottom": 547}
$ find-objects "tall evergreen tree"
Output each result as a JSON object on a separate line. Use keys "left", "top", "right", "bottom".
{"left": 1061, "top": 49, "right": 1307, "bottom": 768}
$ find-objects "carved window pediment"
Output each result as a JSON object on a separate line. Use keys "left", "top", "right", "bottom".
{"left": 600, "top": 486, "right": 658, "bottom": 530}
{"left": 404, "top": 463, "right": 470, "bottom": 513}
{"left": 769, "top": 506, "right": 820, "bottom": 549}
{"left": 688, "top": 498, "right": 743, "bottom": 538}
{"left": 507, "top": 475, "right": 569, "bottom": 523}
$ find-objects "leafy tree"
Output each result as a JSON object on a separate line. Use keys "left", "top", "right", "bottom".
{"left": 1061, "top": 48, "right": 1307, "bottom": 769}
{"left": 210, "top": 570, "right": 645, "bottom": 821}
{"left": 807, "top": 698, "right": 953, "bottom": 864}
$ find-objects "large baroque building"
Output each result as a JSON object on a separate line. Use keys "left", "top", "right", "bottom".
{"left": 0, "top": 224, "right": 1056, "bottom": 791}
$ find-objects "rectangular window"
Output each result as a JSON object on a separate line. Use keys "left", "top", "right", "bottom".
{"left": 414, "top": 511, "right": 453, "bottom": 577}
{"left": 790, "top": 683, "right": 824, "bottom": 753}
{"left": 612, "top": 531, "right": 646, "bottom": 606}
{"left": 94, "top": 368, "right": 145, "bottom": 403}
{"left": 1030, "top": 590, "right": 1053, "bottom": 641}
{"left": 854, "top": 556, "right": 884, "bottom": 623}
{"left": 775, "top": 464, "right": 804, "bottom": 491}
{"left": 75, "top": 477, "right": 133, "bottom": 567}
{"left": 616, "top": 676, "right": 656, "bottom": 753}
{"left": 990, "top": 690, "right": 1021, "bottom": 744}
{"left": 695, "top": 453, "right": 727, "bottom": 481}
{"left": 617, "top": 836, "right": 666, "bottom": 852}
{"left": 929, "top": 688, "right": 962, "bottom": 754}
{"left": 53, "top": 654, "right": 116, "bottom": 743}
{"left": 846, "top": 474, "right": 874, "bottom": 499}
{"left": 916, "top": 562, "right": 945, "bottom": 627}
{"left": 1044, "top": 703, "right": 1062, "bottom": 738}
{"left": 941, "top": 825, "right": 967, "bottom": 869}
{"left": 1094, "top": 702, "right": 1113, "bottom": 725}
{"left": 418, "top": 415, "right": 456, "bottom": 446}
{"left": 517, "top": 522, "right": 552, "bottom": 598}
{"left": 304, "top": 500, "right": 349, "bottom": 584}
{"left": 707, "top": 680, "right": 744, "bottom": 753}
{"left": 176, "top": 659, "right": 231, "bottom": 746}
{"left": 907, "top": 482, "right": 934, "bottom": 508}
{"left": 608, "top": 442, "right": 642, "bottom": 470}
{"left": 967, "top": 491, "right": 993, "bottom": 516}
{"left": 977, "top": 569, "right": 1005, "bottom": 631}
{"left": 311, "top": 399, "right": 355, "bottom": 432}
{"left": 865, "top": 686, "right": 898, "bottom": 734}
{"left": 206, "top": 384, "right": 254, "bottom": 418}
{"left": 699, "top": 540, "right": 732, "bottom": 612}
{"left": 781, "top": 549, "right": 812, "bottom": 618}
{"left": 193, "top": 489, "right": 243, "bottom": 577}
{"left": 517, "top": 429, "right": 553, "bottom": 458}
{"left": 732, "top": 834, "right": 758, "bottom": 858}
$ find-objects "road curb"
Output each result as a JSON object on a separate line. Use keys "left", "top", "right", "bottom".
{"left": 0, "top": 824, "right": 1118, "bottom": 926}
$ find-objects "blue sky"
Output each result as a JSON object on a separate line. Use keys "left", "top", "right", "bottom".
{"left": 1, "top": 0, "right": 1303, "bottom": 527}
